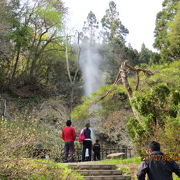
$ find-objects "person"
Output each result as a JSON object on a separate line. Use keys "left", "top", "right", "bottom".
{"left": 62, "top": 120, "right": 76, "bottom": 162}
{"left": 93, "top": 139, "right": 101, "bottom": 161}
{"left": 81, "top": 123, "right": 95, "bottom": 161}
{"left": 137, "top": 141, "right": 180, "bottom": 180}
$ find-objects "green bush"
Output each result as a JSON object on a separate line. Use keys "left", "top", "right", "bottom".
{"left": 127, "top": 61, "right": 180, "bottom": 154}
{"left": 0, "top": 117, "right": 63, "bottom": 160}
{"left": 0, "top": 159, "right": 84, "bottom": 180}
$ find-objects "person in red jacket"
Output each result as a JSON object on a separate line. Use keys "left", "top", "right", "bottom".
{"left": 62, "top": 120, "right": 76, "bottom": 162}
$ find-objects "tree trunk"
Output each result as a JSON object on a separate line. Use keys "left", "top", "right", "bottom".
{"left": 11, "top": 45, "right": 21, "bottom": 81}
{"left": 117, "top": 61, "right": 153, "bottom": 123}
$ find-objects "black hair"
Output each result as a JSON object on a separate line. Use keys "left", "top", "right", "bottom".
{"left": 66, "top": 120, "right": 72, "bottom": 126}
{"left": 148, "top": 141, "right": 160, "bottom": 151}
{"left": 96, "top": 139, "right": 99, "bottom": 143}
{"left": 85, "top": 123, "right": 90, "bottom": 128}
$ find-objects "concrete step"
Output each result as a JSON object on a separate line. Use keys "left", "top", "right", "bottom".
{"left": 68, "top": 163, "right": 131, "bottom": 180}
{"left": 69, "top": 164, "right": 117, "bottom": 170}
{"left": 84, "top": 175, "right": 131, "bottom": 180}
{"left": 77, "top": 170, "right": 122, "bottom": 176}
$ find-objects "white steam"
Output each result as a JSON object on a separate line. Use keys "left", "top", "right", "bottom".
{"left": 80, "top": 40, "right": 104, "bottom": 96}
{"left": 79, "top": 39, "right": 104, "bottom": 128}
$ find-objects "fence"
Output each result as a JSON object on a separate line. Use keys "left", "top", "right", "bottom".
{"left": 58, "top": 146, "right": 132, "bottom": 162}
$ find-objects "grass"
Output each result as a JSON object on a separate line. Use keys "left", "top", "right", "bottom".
{"left": 98, "top": 157, "right": 180, "bottom": 180}
{"left": 0, "top": 158, "right": 84, "bottom": 180}
{"left": 98, "top": 156, "right": 141, "bottom": 165}
{"left": 96, "top": 157, "right": 140, "bottom": 179}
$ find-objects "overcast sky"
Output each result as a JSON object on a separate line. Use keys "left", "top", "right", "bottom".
{"left": 64, "top": 0, "right": 163, "bottom": 52}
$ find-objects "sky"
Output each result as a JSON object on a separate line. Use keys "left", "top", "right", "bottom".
{"left": 64, "top": 0, "right": 164, "bottom": 52}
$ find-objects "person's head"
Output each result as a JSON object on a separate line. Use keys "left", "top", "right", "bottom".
{"left": 85, "top": 123, "right": 90, "bottom": 128}
{"left": 96, "top": 139, "right": 99, "bottom": 143}
{"left": 66, "top": 120, "right": 72, "bottom": 126}
{"left": 147, "top": 141, "right": 160, "bottom": 153}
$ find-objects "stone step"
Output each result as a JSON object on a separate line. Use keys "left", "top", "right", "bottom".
{"left": 69, "top": 164, "right": 117, "bottom": 170}
{"left": 84, "top": 175, "right": 131, "bottom": 180}
{"left": 77, "top": 170, "right": 122, "bottom": 176}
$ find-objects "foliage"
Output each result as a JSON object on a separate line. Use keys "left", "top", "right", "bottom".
{"left": 138, "top": 43, "right": 153, "bottom": 64}
{"left": 71, "top": 84, "right": 132, "bottom": 145}
{"left": 99, "top": 157, "right": 141, "bottom": 165}
{"left": 71, "top": 84, "right": 126, "bottom": 121}
{"left": 100, "top": 1, "right": 131, "bottom": 82}
{"left": 98, "top": 157, "right": 179, "bottom": 180}
{"left": 127, "top": 61, "right": 180, "bottom": 154}
{"left": 82, "top": 11, "right": 99, "bottom": 43}
{"left": 101, "top": 1, "right": 129, "bottom": 43}
{"left": 154, "top": 0, "right": 180, "bottom": 62}
{"left": 0, "top": 116, "right": 63, "bottom": 160}
{"left": 167, "top": 4, "right": 180, "bottom": 60}
{"left": 0, "top": 0, "right": 81, "bottom": 104}
{"left": 0, "top": 159, "right": 84, "bottom": 180}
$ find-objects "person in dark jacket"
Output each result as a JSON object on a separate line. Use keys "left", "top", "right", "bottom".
{"left": 81, "top": 123, "right": 94, "bottom": 161}
{"left": 137, "top": 141, "right": 180, "bottom": 180}
{"left": 93, "top": 139, "right": 101, "bottom": 161}
{"left": 62, "top": 120, "right": 76, "bottom": 162}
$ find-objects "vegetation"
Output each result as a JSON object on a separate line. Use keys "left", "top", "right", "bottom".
{"left": 98, "top": 157, "right": 180, "bottom": 180}
{"left": 72, "top": 61, "right": 180, "bottom": 153}
{"left": 0, "top": 0, "right": 179, "bottom": 178}
{"left": 99, "top": 157, "right": 141, "bottom": 165}
{"left": 154, "top": 0, "right": 180, "bottom": 62}
{"left": 127, "top": 61, "right": 180, "bottom": 154}
{"left": 0, "top": 159, "right": 83, "bottom": 180}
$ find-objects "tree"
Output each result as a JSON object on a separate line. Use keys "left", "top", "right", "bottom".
{"left": 101, "top": 1, "right": 128, "bottom": 43}
{"left": 101, "top": 1, "right": 129, "bottom": 82}
{"left": 82, "top": 11, "right": 99, "bottom": 44}
{"left": 0, "top": 0, "right": 11, "bottom": 83}
{"left": 150, "top": 52, "right": 161, "bottom": 65}
{"left": 27, "top": 0, "right": 65, "bottom": 78}
{"left": 138, "top": 43, "right": 152, "bottom": 64}
{"left": 153, "top": 0, "right": 180, "bottom": 62}
{"left": 167, "top": 4, "right": 180, "bottom": 60}
{"left": 125, "top": 44, "right": 139, "bottom": 66}
{"left": 0, "top": 0, "right": 72, "bottom": 97}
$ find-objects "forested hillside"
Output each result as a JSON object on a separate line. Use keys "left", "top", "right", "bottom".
{"left": 0, "top": 0, "right": 179, "bottom": 179}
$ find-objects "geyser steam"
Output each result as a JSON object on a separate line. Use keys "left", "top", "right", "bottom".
{"left": 80, "top": 40, "right": 103, "bottom": 96}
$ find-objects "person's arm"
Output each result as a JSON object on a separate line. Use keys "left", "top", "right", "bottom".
{"left": 62, "top": 129, "right": 64, "bottom": 140}
{"left": 171, "top": 161, "right": 180, "bottom": 177}
{"left": 90, "top": 128, "right": 96, "bottom": 144}
{"left": 72, "top": 128, "right": 76, "bottom": 141}
{"left": 137, "top": 161, "right": 148, "bottom": 180}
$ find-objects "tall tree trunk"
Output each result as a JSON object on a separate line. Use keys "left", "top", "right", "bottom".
{"left": 11, "top": 45, "right": 21, "bottom": 81}
{"left": 29, "top": 54, "right": 38, "bottom": 77}
{"left": 65, "top": 35, "right": 73, "bottom": 112}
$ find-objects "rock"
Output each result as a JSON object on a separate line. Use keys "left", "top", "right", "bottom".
{"left": 107, "top": 152, "right": 125, "bottom": 159}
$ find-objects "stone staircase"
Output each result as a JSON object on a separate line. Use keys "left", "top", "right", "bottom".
{"left": 69, "top": 164, "right": 131, "bottom": 180}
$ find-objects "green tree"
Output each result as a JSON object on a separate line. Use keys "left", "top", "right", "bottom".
{"left": 126, "top": 44, "right": 139, "bottom": 66}
{"left": 139, "top": 43, "right": 152, "bottom": 64}
{"left": 101, "top": 1, "right": 129, "bottom": 82}
{"left": 0, "top": 0, "right": 12, "bottom": 83}
{"left": 82, "top": 11, "right": 99, "bottom": 44}
{"left": 167, "top": 4, "right": 180, "bottom": 60}
{"left": 101, "top": 1, "right": 128, "bottom": 43}
{"left": 150, "top": 52, "right": 161, "bottom": 65}
{"left": 153, "top": 0, "right": 180, "bottom": 62}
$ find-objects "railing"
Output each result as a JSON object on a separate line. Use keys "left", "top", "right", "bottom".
{"left": 57, "top": 146, "right": 132, "bottom": 162}
{"left": 100, "top": 146, "right": 132, "bottom": 160}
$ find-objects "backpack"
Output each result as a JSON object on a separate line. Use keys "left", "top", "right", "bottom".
{"left": 84, "top": 128, "right": 91, "bottom": 139}
{"left": 78, "top": 129, "right": 85, "bottom": 142}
